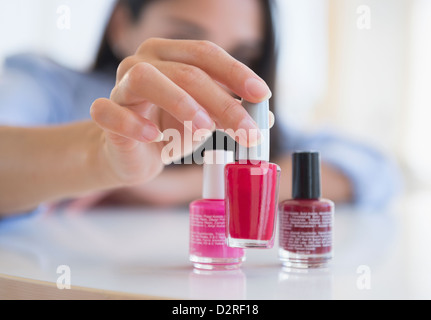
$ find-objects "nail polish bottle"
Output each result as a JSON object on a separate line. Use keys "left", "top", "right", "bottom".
{"left": 225, "top": 99, "right": 281, "bottom": 248}
{"left": 189, "top": 150, "right": 245, "bottom": 270}
{"left": 278, "top": 151, "right": 334, "bottom": 268}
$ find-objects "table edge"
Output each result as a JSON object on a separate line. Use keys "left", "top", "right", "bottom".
{"left": 0, "top": 273, "right": 175, "bottom": 300}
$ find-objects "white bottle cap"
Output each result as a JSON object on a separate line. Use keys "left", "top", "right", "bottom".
{"left": 236, "top": 99, "right": 270, "bottom": 162}
{"left": 202, "top": 150, "right": 235, "bottom": 199}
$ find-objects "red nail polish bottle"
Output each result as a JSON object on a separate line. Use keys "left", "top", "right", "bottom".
{"left": 225, "top": 100, "right": 281, "bottom": 248}
{"left": 279, "top": 151, "right": 334, "bottom": 268}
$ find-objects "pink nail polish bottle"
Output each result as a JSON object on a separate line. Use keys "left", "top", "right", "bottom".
{"left": 189, "top": 150, "right": 245, "bottom": 270}
{"left": 279, "top": 151, "right": 334, "bottom": 268}
{"left": 225, "top": 100, "right": 281, "bottom": 249}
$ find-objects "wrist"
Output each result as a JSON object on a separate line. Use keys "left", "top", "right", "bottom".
{"left": 86, "top": 124, "right": 127, "bottom": 191}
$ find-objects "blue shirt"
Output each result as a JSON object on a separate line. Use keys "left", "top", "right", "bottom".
{"left": 0, "top": 54, "right": 401, "bottom": 213}
{"left": 0, "top": 54, "right": 114, "bottom": 126}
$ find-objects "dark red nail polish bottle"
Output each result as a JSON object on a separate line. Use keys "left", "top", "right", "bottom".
{"left": 278, "top": 151, "right": 334, "bottom": 268}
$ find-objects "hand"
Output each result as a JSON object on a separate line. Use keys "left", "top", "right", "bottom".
{"left": 90, "top": 38, "right": 272, "bottom": 186}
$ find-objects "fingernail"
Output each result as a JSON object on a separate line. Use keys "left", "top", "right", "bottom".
{"left": 142, "top": 125, "right": 164, "bottom": 142}
{"left": 245, "top": 78, "right": 272, "bottom": 101}
{"left": 193, "top": 110, "right": 215, "bottom": 131}
{"left": 237, "top": 117, "right": 262, "bottom": 147}
{"left": 269, "top": 111, "right": 275, "bottom": 129}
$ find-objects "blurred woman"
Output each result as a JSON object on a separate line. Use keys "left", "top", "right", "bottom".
{"left": 0, "top": 0, "right": 399, "bottom": 216}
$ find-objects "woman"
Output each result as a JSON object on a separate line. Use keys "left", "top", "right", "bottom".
{"left": 0, "top": 0, "right": 398, "bottom": 216}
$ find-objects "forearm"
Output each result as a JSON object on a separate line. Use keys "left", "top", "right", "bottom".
{"left": 101, "top": 165, "right": 203, "bottom": 207}
{"left": 0, "top": 122, "right": 120, "bottom": 216}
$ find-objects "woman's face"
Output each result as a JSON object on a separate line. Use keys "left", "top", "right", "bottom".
{"left": 109, "top": 0, "right": 264, "bottom": 67}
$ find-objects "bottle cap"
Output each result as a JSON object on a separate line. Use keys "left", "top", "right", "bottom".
{"left": 292, "top": 151, "right": 321, "bottom": 199}
{"left": 202, "top": 150, "right": 235, "bottom": 199}
{"left": 236, "top": 99, "right": 270, "bottom": 162}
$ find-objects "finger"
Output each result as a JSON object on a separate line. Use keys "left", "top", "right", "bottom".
{"left": 90, "top": 98, "right": 164, "bottom": 143}
{"left": 155, "top": 61, "right": 262, "bottom": 146}
{"left": 111, "top": 62, "right": 215, "bottom": 132}
{"left": 269, "top": 111, "right": 275, "bottom": 129}
{"left": 139, "top": 38, "right": 272, "bottom": 103}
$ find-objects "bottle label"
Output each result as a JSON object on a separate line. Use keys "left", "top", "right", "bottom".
{"left": 280, "top": 211, "right": 333, "bottom": 254}
{"left": 191, "top": 213, "right": 226, "bottom": 247}
{"left": 190, "top": 212, "right": 242, "bottom": 259}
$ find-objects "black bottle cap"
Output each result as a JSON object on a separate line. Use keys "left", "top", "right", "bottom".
{"left": 292, "top": 151, "right": 321, "bottom": 199}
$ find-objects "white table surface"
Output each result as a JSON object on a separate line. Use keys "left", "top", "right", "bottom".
{"left": 1, "top": 191, "right": 430, "bottom": 300}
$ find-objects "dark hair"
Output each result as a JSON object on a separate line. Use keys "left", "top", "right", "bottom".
{"left": 94, "top": 0, "right": 282, "bottom": 160}
{"left": 94, "top": 0, "right": 156, "bottom": 74}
